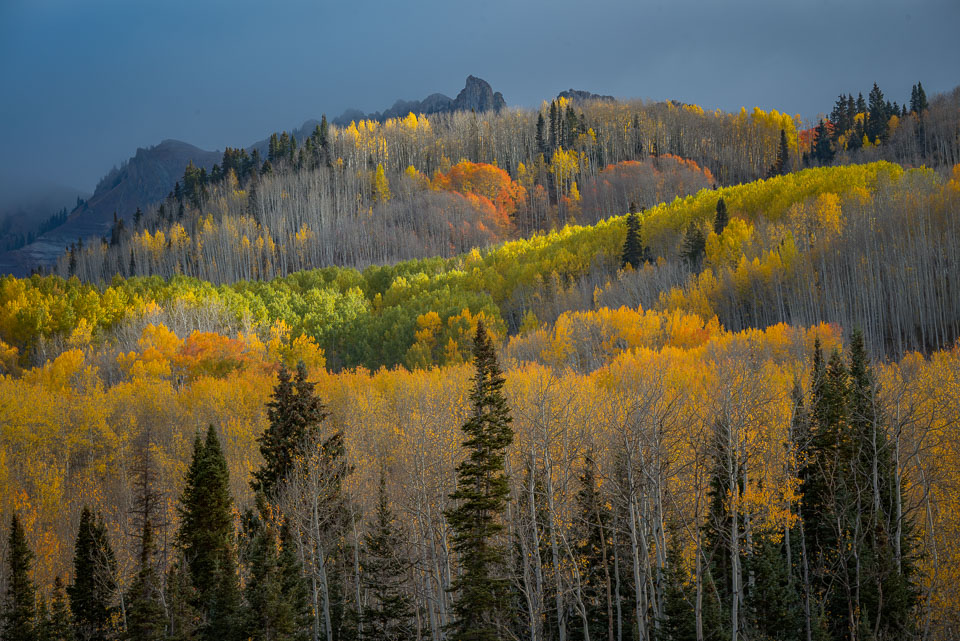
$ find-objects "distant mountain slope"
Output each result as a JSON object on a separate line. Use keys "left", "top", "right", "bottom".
{"left": 0, "top": 140, "right": 220, "bottom": 275}
{"left": 332, "top": 75, "right": 506, "bottom": 125}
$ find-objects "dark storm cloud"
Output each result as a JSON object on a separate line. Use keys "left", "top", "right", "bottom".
{"left": 0, "top": 0, "right": 957, "bottom": 192}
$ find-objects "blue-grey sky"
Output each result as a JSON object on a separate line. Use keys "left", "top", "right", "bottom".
{"left": 1, "top": 0, "right": 958, "bottom": 193}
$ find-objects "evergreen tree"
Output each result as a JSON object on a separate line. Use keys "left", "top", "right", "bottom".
{"left": 768, "top": 129, "right": 790, "bottom": 177}
{"left": 866, "top": 83, "right": 888, "bottom": 143}
{"left": 701, "top": 418, "right": 737, "bottom": 640}
{"left": 681, "top": 222, "right": 706, "bottom": 268}
{"left": 68, "top": 508, "right": 116, "bottom": 641}
{"left": 44, "top": 579, "right": 72, "bottom": 641}
{"left": 164, "top": 560, "right": 200, "bottom": 641}
{"left": 124, "top": 521, "right": 164, "bottom": 641}
{"left": 745, "top": 534, "right": 803, "bottom": 641}
{"left": 176, "top": 426, "right": 241, "bottom": 641}
{"left": 812, "top": 120, "right": 835, "bottom": 165}
{"left": 713, "top": 197, "right": 729, "bottom": 235}
{"left": 253, "top": 361, "right": 330, "bottom": 498}
{"left": 620, "top": 211, "right": 647, "bottom": 269}
{"left": 570, "top": 455, "right": 613, "bottom": 641}
{"left": 2, "top": 513, "right": 37, "bottom": 641}
{"left": 359, "top": 475, "right": 415, "bottom": 641}
{"left": 846, "top": 330, "right": 918, "bottom": 638}
{"left": 241, "top": 504, "right": 309, "bottom": 641}
{"left": 446, "top": 321, "right": 515, "bottom": 641}
{"left": 535, "top": 113, "right": 547, "bottom": 154}
{"left": 912, "top": 82, "right": 928, "bottom": 114}
{"left": 660, "top": 534, "right": 696, "bottom": 641}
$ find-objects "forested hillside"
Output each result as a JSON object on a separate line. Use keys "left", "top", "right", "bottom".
{"left": 2, "top": 76, "right": 960, "bottom": 641}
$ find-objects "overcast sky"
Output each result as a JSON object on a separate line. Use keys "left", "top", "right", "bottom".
{"left": 1, "top": 0, "right": 958, "bottom": 193}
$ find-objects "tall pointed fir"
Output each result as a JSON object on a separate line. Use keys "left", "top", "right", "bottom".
{"left": 125, "top": 428, "right": 164, "bottom": 641}
{"left": 812, "top": 120, "right": 835, "bottom": 165}
{"left": 68, "top": 508, "right": 117, "bottom": 641}
{"left": 2, "top": 514, "right": 36, "bottom": 641}
{"left": 359, "top": 475, "right": 415, "bottom": 641}
{"left": 713, "top": 197, "right": 729, "bottom": 235}
{"left": 846, "top": 330, "right": 918, "bottom": 638}
{"left": 570, "top": 455, "right": 614, "bottom": 641}
{"left": 660, "top": 532, "right": 696, "bottom": 641}
{"left": 621, "top": 210, "right": 648, "bottom": 270}
{"left": 241, "top": 502, "right": 310, "bottom": 641}
{"left": 767, "top": 129, "right": 790, "bottom": 177}
{"left": 446, "top": 321, "right": 515, "bottom": 641}
{"left": 124, "top": 521, "right": 164, "bottom": 641}
{"left": 253, "top": 361, "right": 330, "bottom": 498}
{"left": 176, "top": 426, "right": 241, "bottom": 641}
{"left": 44, "top": 578, "right": 73, "bottom": 641}
{"left": 681, "top": 223, "right": 706, "bottom": 268}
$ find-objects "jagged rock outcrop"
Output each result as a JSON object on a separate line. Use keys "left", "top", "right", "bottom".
{"left": 333, "top": 75, "right": 506, "bottom": 125}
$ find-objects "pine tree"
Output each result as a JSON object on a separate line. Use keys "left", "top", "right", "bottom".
{"left": 241, "top": 504, "right": 309, "bottom": 641}
{"left": 713, "top": 197, "right": 729, "bottom": 235}
{"left": 359, "top": 475, "right": 415, "bottom": 641}
{"left": 253, "top": 361, "right": 330, "bottom": 498}
{"left": 446, "top": 321, "right": 515, "bottom": 641}
{"left": 701, "top": 418, "right": 738, "bottom": 639}
{"left": 44, "top": 578, "right": 73, "bottom": 641}
{"left": 620, "top": 211, "right": 647, "bottom": 269}
{"left": 124, "top": 521, "right": 164, "bottom": 641}
{"left": 745, "top": 534, "right": 803, "bottom": 641}
{"left": 866, "top": 83, "right": 888, "bottom": 143}
{"left": 767, "top": 129, "right": 790, "bottom": 177}
{"left": 660, "top": 534, "right": 696, "bottom": 641}
{"left": 535, "top": 113, "right": 547, "bottom": 154}
{"left": 2, "top": 513, "right": 37, "bottom": 641}
{"left": 846, "top": 330, "right": 918, "bottom": 638}
{"left": 681, "top": 223, "right": 706, "bottom": 268}
{"left": 812, "top": 120, "right": 835, "bottom": 165}
{"left": 176, "top": 426, "right": 241, "bottom": 641}
{"left": 164, "top": 560, "right": 200, "bottom": 641}
{"left": 570, "top": 455, "right": 614, "bottom": 641}
{"left": 68, "top": 508, "right": 116, "bottom": 641}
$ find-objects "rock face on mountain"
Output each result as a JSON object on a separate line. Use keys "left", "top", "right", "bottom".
{"left": 557, "top": 88, "right": 616, "bottom": 103}
{"left": 0, "top": 140, "right": 219, "bottom": 275}
{"left": 333, "top": 75, "right": 506, "bottom": 125}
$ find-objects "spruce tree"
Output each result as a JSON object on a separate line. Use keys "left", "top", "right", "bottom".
{"left": 44, "top": 578, "right": 73, "bottom": 641}
{"left": 570, "top": 456, "right": 614, "bottom": 641}
{"left": 660, "top": 534, "right": 696, "bottom": 641}
{"left": 2, "top": 513, "right": 37, "bottom": 641}
{"left": 620, "top": 211, "right": 647, "bottom": 269}
{"left": 164, "top": 560, "right": 200, "bottom": 641}
{"left": 253, "top": 361, "right": 330, "bottom": 498}
{"left": 812, "top": 120, "right": 835, "bottom": 165}
{"left": 176, "top": 426, "right": 241, "bottom": 641}
{"left": 713, "top": 197, "right": 728, "bottom": 235}
{"left": 68, "top": 508, "right": 116, "bottom": 641}
{"left": 124, "top": 520, "right": 164, "bottom": 641}
{"left": 745, "top": 534, "right": 803, "bottom": 641}
{"left": 535, "top": 113, "right": 547, "bottom": 154}
{"left": 846, "top": 330, "right": 918, "bottom": 638}
{"left": 767, "top": 129, "right": 790, "bottom": 177}
{"left": 241, "top": 505, "right": 309, "bottom": 641}
{"left": 359, "top": 475, "right": 415, "bottom": 641}
{"left": 446, "top": 321, "right": 515, "bottom": 641}
{"left": 681, "top": 223, "right": 706, "bottom": 268}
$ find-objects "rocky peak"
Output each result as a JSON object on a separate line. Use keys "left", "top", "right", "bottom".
{"left": 452, "top": 75, "right": 506, "bottom": 113}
